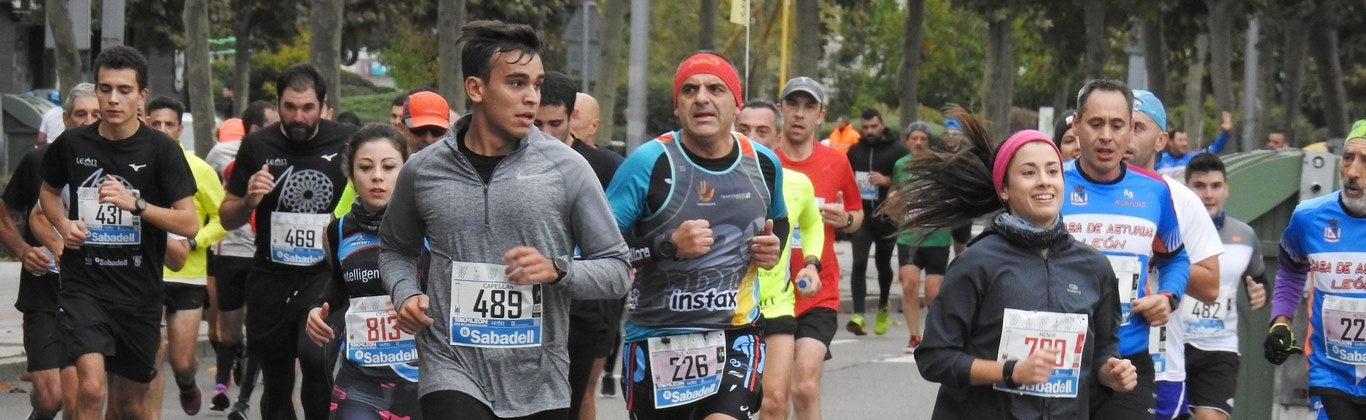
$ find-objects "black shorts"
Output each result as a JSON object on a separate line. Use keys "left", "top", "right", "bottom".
{"left": 622, "top": 328, "right": 763, "bottom": 420}
{"left": 951, "top": 223, "right": 973, "bottom": 244}
{"left": 163, "top": 282, "right": 206, "bottom": 312}
{"left": 213, "top": 255, "right": 253, "bottom": 311}
{"left": 898, "top": 245, "right": 949, "bottom": 275}
{"left": 795, "top": 307, "right": 837, "bottom": 347}
{"left": 1184, "top": 345, "right": 1239, "bottom": 416}
{"left": 760, "top": 315, "right": 799, "bottom": 336}
{"left": 60, "top": 292, "right": 162, "bottom": 383}
{"left": 245, "top": 269, "right": 327, "bottom": 358}
{"left": 1090, "top": 353, "right": 1156, "bottom": 420}
{"left": 23, "top": 311, "right": 68, "bottom": 372}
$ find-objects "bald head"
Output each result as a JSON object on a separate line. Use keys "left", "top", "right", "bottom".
{"left": 571, "top": 92, "right": 601, "bottom": 146}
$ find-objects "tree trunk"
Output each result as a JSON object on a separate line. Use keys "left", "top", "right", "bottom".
{"left": 309, "top": 0, "right": 343, "bottom": 110}
{"left": 183, "top": 0, "right": 215, "bottom": 157}
{"left": 1083, "top": 1, "right": 1107, "bottom": 80}
{"left": 1184, "top": 34, "right": 1208, "bottom": 147}
{"left": 1205, "top": 0, "right": 1236, "bottom": 115}
{"left": 896, "top": 0, "right": 925, "bottom": 125}
{"left": 1307, "top": 9, "right": 1347, "bottom": 138}
{"left": 1237, "top": 15, "right": 1261, "bottom": 153}
{"left": 232, "top": 0, "right": 253, "bottom": 116}
{"left": 1279, "top": 16, "right": 1308, "bottom": 144}
{"left": 592, "top": 0, "right": 627, "bottom": 146}
{"left": 981, "top": 12, "right": 1014, "bottom": 142}
{"left": 1141, "top": 18, "right": 1167, "bottom": 101}
{"left": 439, "top": 0, "right": 467, "bottom": 113}
{"left": 699, "top": 0, "right": 716, "bottom": 50}
{"left": 46, "top": 0, "right": 82, "bottom": 96}
{"left": 792, "top": 0, "right": 819, "bottom": 78}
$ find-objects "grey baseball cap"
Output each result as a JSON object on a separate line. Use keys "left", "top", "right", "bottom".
{"left": 780, "top": 77, "right": 826, "bottom": 105}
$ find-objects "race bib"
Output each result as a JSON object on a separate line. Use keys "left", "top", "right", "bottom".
{"left": 269, "top": 212, "right": 329, "bottom": 266}
{"left": 648, "top": 330, "right": 726, "bottom": 408}
{"left": 344, "top": 295, "right": 417, "bottom": 366}
{"left": 77, "top": 187, "right": 140, "bottom": 245}
{"left": 854, "top": 171, "right": 877, "bottom": 201}
{"left": 1322, "top": 295, "right": 1366, "bottom": 365}
{"left": 791, "top": 226, "right": 802, "bottom": 250}
{"left": 995, "top": 309, "right": 1087, "bottom": 398}
{"left": 1149, "top": 326, "right": 1168, "bottom": 372}
{"left": 448, "top": 262, "right": 542, "bottom": 348}
{"left": 1181, "top": 287, "right": 1234, "bottom": 337}
{"left": 1106, "top": 255, "right": 1142, "bottom": 326}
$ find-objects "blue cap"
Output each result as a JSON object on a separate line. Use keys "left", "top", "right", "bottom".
{"left": 48, "top": 90, "right": 61, "bottom": 106}
{"left": 944, "top": 118, "right": 962, "bottom": 131}
{"left": 1132, "top": 90, "right": 1166, "bottom": 131}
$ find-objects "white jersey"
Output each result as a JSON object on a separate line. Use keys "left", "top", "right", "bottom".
{"left": 1156, "top": 175, "right": 1225, "bottom": 382}
{"left": 1183, "top": 215, "right": 1264, "bottom": 353}
{"left": 39, "top": 107, "right": 64, "bottom": 142}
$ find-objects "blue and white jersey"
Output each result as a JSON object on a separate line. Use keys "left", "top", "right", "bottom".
{"left": 1061, "top": 161, "right": 1190, "bottom": 356}
{"left": 1279, "top": 192, "right": 1366, "bottom": 395}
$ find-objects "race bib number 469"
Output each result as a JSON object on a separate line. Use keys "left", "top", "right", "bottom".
{"left": 270, "top": 212, "right": 329, "bottom": 266}
{"left": 78, "top": 187, "right": 141, "bottom": 245}
{"left": 448, "top": 262, "right": 542, "bottom": 348}
{"left": 995, "top": 308, "right": 1088, "bottom": 398}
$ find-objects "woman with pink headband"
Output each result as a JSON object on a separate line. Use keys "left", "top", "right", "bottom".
{"left": 880, "top": 108, "right": 1136, "bottom": 418}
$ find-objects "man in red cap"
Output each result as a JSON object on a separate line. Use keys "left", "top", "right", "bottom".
{"left": 606, "top": 51, "right": 786, "bottom": 419}
{"left": 403, "top": 90, "right": 450, "bottom": 153}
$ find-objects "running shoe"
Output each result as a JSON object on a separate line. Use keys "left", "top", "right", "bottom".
{"left": 180, "top": 385, "right": 202, "bottom": 415}
{"left": 873, "top": 306, "right": 890, "bottom": 335}
{"left": 846, "top": 314, "right": 868, "bottom": 336}
{"left": 904, "top": 335, "right": 922, "bottom": 355}
{"left": 599, "top": 373, "right": 616, "bottom": 397}
{"left": 210, "top": 384, "right": 230, "bottom": 411}
{"left": 228, "top": 402, "right": 250, "bottom": 420}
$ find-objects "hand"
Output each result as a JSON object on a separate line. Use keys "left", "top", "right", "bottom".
{"left": 503, "top": 246, "right": 558, "bottom": 285}
{"left": 672, "top": 219, "right": 714, "bottom": 258}
{"left": 1246, "top": 276, "right": 1266, "bottom": 311}
{"left": 305, "top": 303, "right": 334, "bottom": 346}
{"left": 98, "top": 175, "right": 136, "bottom": 211}
{"left": 820, "top": 191, "right": 849, "bottom": 227}
{"left": 1264, "top": 322, "right": 1301, "bottom": 365}
{"left": 795, "top": 263, "right": 821, "bottom": 297}
{"left": 1219, "top": 111, "right": 1234, "bottom": 133}
{"left": 869, "top": 171, "right": 890, "bottom": 188}
{"left": 21, "top": 246, "right": 51, "bottom": 275}
{"left": 396, "top": 294, "right": 434, "bottom": 335}
{"left": 1099, "top": 357, "right": 1137, "bottom": 392}
{"left": 1013, "top": 347, "right": 1060, "bottom": 385}
{"left": 750, "top": 220, "right": 780, "bottom": 269}
{"left": 1131, "top": 294, "right": 1172, "bottom": 326}
{"left": 63, "top": 220, "right": 89, "bottom": 249}
{"left": 246, "top": 164, "right": 276, "bottom": 208}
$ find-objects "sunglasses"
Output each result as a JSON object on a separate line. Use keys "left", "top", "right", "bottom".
{"left": 409, "top": 126, "right": 448, "bottom": 137}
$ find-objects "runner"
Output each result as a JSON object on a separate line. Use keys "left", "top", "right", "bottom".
{"left": 379, "top": 20, "right": 631, "bottom": 419}
{"left": 607, "top": 51, "right": 786, "bottom": 419}
{"left": 891, "top": 122, "right": 951, "bottom": 355}
{"left": 38, "top": 45, "right": 200, "bottom": 419}
{"left": 844, "top": 108, "right": 907, "bottom": 336}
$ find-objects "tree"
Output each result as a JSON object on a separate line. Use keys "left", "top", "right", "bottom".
{"left": 896, "top": 0, "right": 925, "bottom": 125}
{"left": 1083, "top": 1, "right": 1107, "bottom": 80}
{"left": 1141, "top": 17, "right": 1168, "bottom": 100}
{"left": 980, "top": 9, "right": 1015, "bottom": 141}
{"left": 792, "top": 0, "right": 820, "bottom": 78}
{"left": 439, "top": 0, "right": 466, "bottom": 113}
{"left": 1307, "top": 0, "right": 1348, "bottom": 138}
{"left": 592, "top": 0, "right": 627, "bottom": 143}
{"left": 46, "top": 0, "right": 82, "bottom": 97}
{"left": 309, "top": 0, "right": 344, "bottom": 108}
{"left": 699, "top": 0, "right": 716, "bottom": 50}
{"left": 184, "top": 0, "right": 215, "bottom": 156}
{"left": 1205, "top": 0, "right": 1237, "bottom": 115}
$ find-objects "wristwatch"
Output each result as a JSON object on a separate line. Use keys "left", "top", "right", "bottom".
{"left": 1160, "top": 292, "right": 1179, "bottom": 312}
{"left": 1002, "top": 360, "right": 1020, "bottom": 388}
{"left": 131, "top": 198, "right": 148, "bottom": 216}
{"left": 804, "top": 258, "right": 822, "bottom": 273}
{"left": 656, "top": 237, "right": 679, "bottom": 260}
{"left": 843, "top": 213, "right": 854, "bottom": 229}
{"left": 552, "top": 257, "right": 569, "bottom": 283}
{"left": 187, "top": 238, "right": 198, "bottom": 251}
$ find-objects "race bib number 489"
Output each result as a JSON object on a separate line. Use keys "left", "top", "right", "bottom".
{"left": 448, "top": 262, "right": 542, "bottom": 348}
{"left": 995, "top": 309, "right": 1088, "bottom": 398}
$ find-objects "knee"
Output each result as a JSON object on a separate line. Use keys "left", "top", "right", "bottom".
{"left": 76, "top": 378, "right": 104, "bottom": 403}
{"left": 763, "top": 385, "right": 790, "bottom": 409}
{"left": 791, "top": 378, "right": 821, "bottom": 404}
{"left": 32, "top": 383, "right": 63, "bottom": 414}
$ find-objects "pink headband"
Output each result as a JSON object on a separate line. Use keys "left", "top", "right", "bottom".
{"left": 993, "top": 129, "right": 1062, "bottom": 196}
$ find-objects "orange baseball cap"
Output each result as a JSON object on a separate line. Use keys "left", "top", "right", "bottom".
{"left": 218, "top": 118, "right": 245, "bottom": 142}
{"left": 404, "top": 91, "right": 450, "bottom": 129}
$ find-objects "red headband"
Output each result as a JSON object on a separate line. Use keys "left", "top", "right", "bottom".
{"left": 673, "top": 52, "right": 742, "bottom": 107}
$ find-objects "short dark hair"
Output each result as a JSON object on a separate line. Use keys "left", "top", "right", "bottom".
{"left": 94, "top": 45, "right": 149, "bottom": 90}
{"left": 861, "top": 108, "right": 883, "bottom": 122}
{"left": 741, "top": 100, "right": 782, "bottom": 129}
{"left": 540, "top": 71, "right": 578, "bottom": 116}
{"left": 459, "top": 20, "right": 543, "bottom": 82}
{"left": 391, "top": 93, "right": 408, "bottom": 107}
{"left": 1184, "top": 152, "right": 1226, "bottom": 183}
{"left": 342, "top": 123, "right": 409, "bottom": 180}
{"left": 1076, "top": 79, "right": 1134, "bottom": 119}
{"left": 242, "top": 100, "right": 277, "bottom": 130}
{"left": 335, "top": 111, "right": 362, "bottom": 128}
{"left": 146, "top": 96, "right": 185, "bottom": 122}
{"left": 276, "top": 63, "right": 327, "bottom": 104}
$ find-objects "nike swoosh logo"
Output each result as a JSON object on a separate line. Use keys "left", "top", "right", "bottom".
{"left": 516, "top": 172, "right": 551, "bottom": 180}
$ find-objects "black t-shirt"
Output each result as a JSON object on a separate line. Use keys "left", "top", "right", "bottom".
{"left": 3, "top": 145, "right": 57, "bottom": 312}
{"left": 571, "top": 138, "right": 623, "bottom": 190}
{"left": 455, "top": 129, "right": 507, "bottom": 184}
{"left": 40, "top": 123, "right": 197, "bottom": 306}
{"left": 226, "top": 121, "right": 353, "bottom": 274}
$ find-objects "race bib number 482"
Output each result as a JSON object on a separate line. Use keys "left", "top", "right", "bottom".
{"left": 995, "top": 309, "right": 1088, "bottom": 398}
{"left": 448, "top": 262, "right": 542, "bottom": 348}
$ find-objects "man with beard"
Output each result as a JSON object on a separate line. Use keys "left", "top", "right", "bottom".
{"left": 219, "top": 63, "right": 355, "bottom": 420}
{"left": 1265, "top": 120, "right": 1366, "bottom": 418}
{"left": 844, "top": 108, "right": 907, "bottom": 336}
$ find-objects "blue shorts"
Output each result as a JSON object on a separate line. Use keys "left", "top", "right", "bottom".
{"left": 1154, "top": 380, "right": 1188, "bottom": 420}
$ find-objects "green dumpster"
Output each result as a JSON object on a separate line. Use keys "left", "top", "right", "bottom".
{"left": 1, "top": 93, "right": 56, "bottom": 174}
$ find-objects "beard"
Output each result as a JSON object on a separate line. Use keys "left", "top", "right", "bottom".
{"left": 284, "top": 121, "right": 317, "bottom": 143}
{"left": 1343, "top": 179, "right": 1366, "bottom": 215}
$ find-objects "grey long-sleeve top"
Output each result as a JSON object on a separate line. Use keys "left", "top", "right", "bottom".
{"left": 380, "top": 116, "right": 631, "bottom": 417}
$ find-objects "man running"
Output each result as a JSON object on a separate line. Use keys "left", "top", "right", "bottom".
{"left": 844, "top": 108, "right": 907, "bottom": 336}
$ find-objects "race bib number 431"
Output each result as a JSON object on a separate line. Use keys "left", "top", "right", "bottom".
{"left": 448, "top": 262, "right": 542, "bottom": 348}
{"left": 344, "top": 295, "right": 417, "bottom": 366}
{"left": 995, "top": 308, "right": 1088, "bottom": 398}
{"left": 78, "top": 187, "right": 141, "bottom": 245}
{"left": 647, "top": 330, "right": 726, "bottom": 409}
